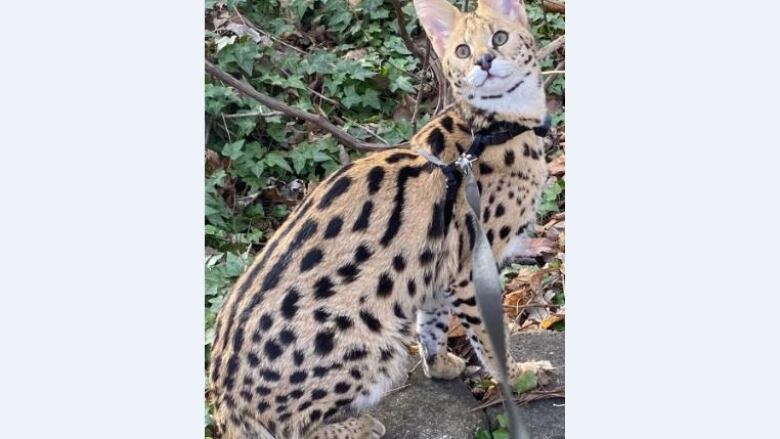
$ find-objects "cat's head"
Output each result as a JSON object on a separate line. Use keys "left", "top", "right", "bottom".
{"left": 413, "top": 0, "right": 546, "bottom": 125}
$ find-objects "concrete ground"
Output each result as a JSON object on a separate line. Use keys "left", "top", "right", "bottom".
{"left": 371, "top": 331, "right": 565, "bottom": 439}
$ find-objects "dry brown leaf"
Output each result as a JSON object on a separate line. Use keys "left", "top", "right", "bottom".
{"left": 548, "top": 154, "right": 565, "bottom": 176}
{"left": 540, "top": 314, "right": 565, "bottom": 330}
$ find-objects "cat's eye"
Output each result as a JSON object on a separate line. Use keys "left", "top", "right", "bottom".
{"left": 492, "top": 31, "right": 509, "bottom": 47}
{"left": 455, "top": 44, "right": 471, "bottom": 59}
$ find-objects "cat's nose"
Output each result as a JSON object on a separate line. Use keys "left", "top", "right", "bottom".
{"left": 476, "top": 53, "right": 495, "bottom": 71}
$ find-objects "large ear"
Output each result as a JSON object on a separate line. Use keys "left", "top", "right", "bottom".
{"left": 477, "top": 0, "right": 529, "bottom": 27}
{"left": 413, "top": 0, "right": 461, "bottom": 59}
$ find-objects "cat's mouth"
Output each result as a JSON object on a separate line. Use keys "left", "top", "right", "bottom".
{"left": 475, "top": 72, "right": 512, "bottom": 88}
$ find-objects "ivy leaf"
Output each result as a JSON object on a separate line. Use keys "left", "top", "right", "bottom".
{"left": 342, "top": 85, "right": 362, "bottom": 109}
{"left": 222, "top": 140, "right": 245, "bottom": 160}
{"left": 514, "top": 370, "right": 539, "bottom": 394}
{"left": 264, "top": 152, "right": 292, "bottom": 173}
{"left": 363, "top": 89, "right": 381, "bottom": 110}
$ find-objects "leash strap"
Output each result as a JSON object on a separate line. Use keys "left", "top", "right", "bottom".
{"left": 416, "top": 148, "right": 530, "bottom": 439}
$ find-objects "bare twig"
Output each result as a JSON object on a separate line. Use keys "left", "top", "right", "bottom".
{"left": 205, "top": 61, "right": 401, "bottom": 152}
{"left": 231, "top": 6, "right": 308, "bottom": 56}
{"left": 537, "top": 35, "right": 565, "bottom": 60}
{"left": 544, "top": 61, "right": 565, "bottom": 89}
{"left": 470, "top": 386, "right": 565, "bottom": 411}
{"left": 541, "top": 70, "right": 566, "bottom": 76}
{"left": 223, "top": 111, "right": 284, "bottom": 119}
{"left": 383, "top": 384, "right": 411, "bottom": 396}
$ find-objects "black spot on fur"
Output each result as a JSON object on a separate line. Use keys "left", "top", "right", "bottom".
{"left": 385, "top": 152, "right": 417, "bottom": 163}
{"left": 359, "top": 310, "right": 382, "bottom": 332}
{"left": 313, "top": 366, "right": 330, "bottom": 378}
{"left": 380, "top": 347, "right": 395, "bottom": 362}
{"left": 419, "top": 248, "right": 434, "bottom": 266}
{"left": 499, "top": 225, "right": 511, "bottom": 240}
{"left": 334, "top": 382, "right": 351, "bottom": 394}
{"left": 299, "top": 248, "right": 323, "bottom": 272}
{"left": 256, "top": 386, "right": 271, "bottom": 396}
{"left": 479, "top": 162, "right": 494, "bottom": 175}
{"left": 278, "top": 328, "right": 296, "bottom": 345}
{"left": 314, "top": 330, "right": 335, "bottom": 356}
{"left": 319, "top": 176, "right": 352, "bottom": 209}
{"left": 280, "top": 288, "right": 300, "bottom": 319}
{"left": 264, "top": 338, "right": 283, "bottom": 360}
{"left": 324, "top": 216, "right": 343, "bottom": 239}
{"left": 366, "top": 166, "right": 385, "bottom": 195}
{"left": 312, "top": 389, "right": 328, "bottom": 400}
{"left": 336, "top": 263, "right": 360, "bottom": 283}
{"left": 428, "top": 202, "right": 444, "bottom": 239}
{"left": 293, "top": 350, "right": 305, "bottom": 366}
{"left": 313, "top": 276, "right": 336, "bottom": 299}
{"left": 392, "top": 255, "right": 406, "bottom": 272}
{"left": 352, "top": 200, "right": 373, "bottom": 231}
{"left": 298, "top": 401, "right": 312, "bottom": 411}
{"left": 260, "top": 369, "right": 281, "bottom": 382}
{"left": 504, "top": 149, "right": 515, "bottom": 166}
{"left": 257, "top": 401, "right": 270, "bottom": 412}
{"left": 354, "top": 244, "right": 373, "bottom": 264}
{"left": 309, "top": 410, "right": 322, "bottom": 422}
{"left": 261, "top": 219, "right": 318, "bottom": 292}
{"left": 393, "top": 302, "right": 407, "bottom": 320}
{"left": 440, "top": 115, "right": 454, "bottom": 133}
{"left": 313, "top": 307, "right": 331, "bottom": 322}
{"left": 428, "top": 128, "right": 446, "bottom": 156}
{"left": 259, "top": 313, "right": 273, "bottom": 330}
{"left": 343, "top": 347, "right": 368, "bottom": 361}
{"left": 407, "top": 279, "right": 417, "bottom": 297}
{"left": 381, "top": 165, "right": 427, "bottom": 246}
{"left": 350, "top": 368, "right": 362, "bottom": 379}
{"left": 495, "top": 204, "right": 506, "bottom": 217}
{"left": 289, "top": 370, "right": 307, "bottom": 384}
{"left": 486, "top": 229, "right": 494, "bottom": 245}
{"left": 376, "top": 272, "right": 394, "bottom": 297}
{"left": 335, "top": 315, "right": 353, "bottom": 330}
{"left": 483, "top": 206, "right": 491, "bottom": 223}
{"left": 289, "top": 389, "right": 304, "bottom": 399}
{"left": 247, "top": 352, "right": 259, "bottom": 367}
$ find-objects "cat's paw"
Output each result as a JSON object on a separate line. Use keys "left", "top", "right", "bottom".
{"left": 357, "top": 414, "right": 386, "bottom": 438}
{"left": 423, "top": 352, "right": 467, "bottom": 380}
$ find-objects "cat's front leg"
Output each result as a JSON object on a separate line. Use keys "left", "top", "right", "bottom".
{"left": 416, "top": 291, "right": 466, "bottom": 380}
{"left": 447, "top": 281, "right": 552, "bottom": 381}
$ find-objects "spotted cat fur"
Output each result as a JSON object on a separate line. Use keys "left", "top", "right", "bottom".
{"left": 209, "top": 0, "right": 553, "bottom": 437}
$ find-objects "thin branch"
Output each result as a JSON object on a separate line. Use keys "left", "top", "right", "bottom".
{"left": 470, "top": 386, "right": 565, "bottom": 411}
{"left": 537, "top": 35, "right": 565, "bottom": 60}
{"left": 231, "top": 6, "right": 308, "bottom": 56}
{"left": 544, "top": 60, "right": 565, "bottom": 89}
{"left": 205, "top": 61, "right": 401, "bottom": 152}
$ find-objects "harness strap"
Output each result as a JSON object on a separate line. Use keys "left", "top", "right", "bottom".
{"left": 416, "top": 148, "right": 529, "bottom": 439}
{"left": 414, "top": 118, "right": 549, "bottom": 439}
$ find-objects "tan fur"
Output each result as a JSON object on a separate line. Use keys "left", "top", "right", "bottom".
{"left": 209, "top": 1, "right": 552, "bottom": 438}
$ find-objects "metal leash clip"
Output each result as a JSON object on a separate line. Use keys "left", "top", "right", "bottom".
{"left": 454, "top": 152, "right": 477, "bottom": 175}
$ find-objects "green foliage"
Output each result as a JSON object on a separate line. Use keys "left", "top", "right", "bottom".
{"left": 537, "top": 177, "right": 565, "bottom": 221}
{"left": 514, "top": 370, "right": 539, "bottom": 394}
{"left": 475, "top": 413, "right": 510, "bottom": 439}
